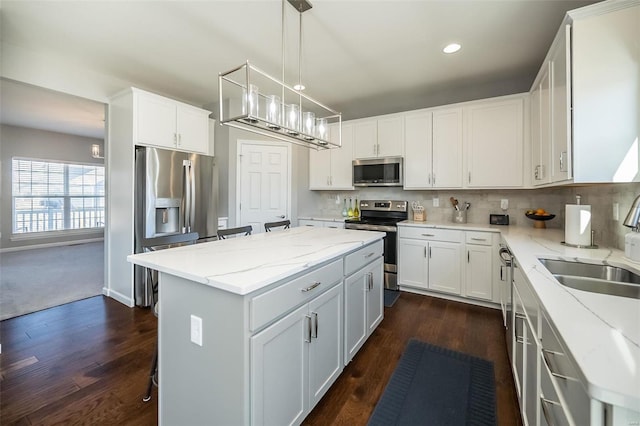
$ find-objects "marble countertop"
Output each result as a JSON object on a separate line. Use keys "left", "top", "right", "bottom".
{"left": 398, "top": 220, "right": 640, "bottom": 410}
{"left": 127, "top": 227, "right": 384, "bottom": 296}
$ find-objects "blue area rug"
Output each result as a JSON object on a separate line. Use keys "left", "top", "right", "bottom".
{"left": 384, "top": 289, "right": 400, "bottom": 307}
{"left": 368, "top": 339, "right": 497, "bottom": 426}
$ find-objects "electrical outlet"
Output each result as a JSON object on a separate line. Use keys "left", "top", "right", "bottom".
{"left": 500, "top": 199, "right": 509, "bottom": 210}
{"left": 190, "top": 314, "right": 203, "bottom": 346}
{"left": 433, "top": 198, "right": 439, "bottom": 207}
{"left": 613, "top": 202, "right": 620, "bottom": 221}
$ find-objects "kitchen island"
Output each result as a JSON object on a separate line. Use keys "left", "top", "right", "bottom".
{"left": 128, "top": 226, "right": 385, "bottom": 425}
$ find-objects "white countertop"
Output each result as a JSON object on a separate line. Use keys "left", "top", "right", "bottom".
{"left": 127, "top": 227, "right": 384, "bottom": 296}
{"left": 399, "top": 220, "right": 640, "bottom": 411}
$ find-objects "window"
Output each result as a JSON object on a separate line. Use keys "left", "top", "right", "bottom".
{"left": 12, "top": 158, "right": 105, "bottom": 234}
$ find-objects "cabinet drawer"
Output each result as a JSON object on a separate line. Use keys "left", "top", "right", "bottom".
{"left": 465, "top": 231, "right": 494, "bottom": 246}
{"left": 251, "top": 259, "right": 343, "bottom": 331}
{"left": 345, "top": 240, "right": 383, "bottom": 277}
{"left": 540, "top": 353, "right": 572, "bottom": 426}
{"left": 322, "top": 221, "right": 344, "bottom": 229}
{"left": 398, "top": 226, "right": 463, "bottom": 243}
{"left": 541, "top": 312, "right": 591, "bottom": 426}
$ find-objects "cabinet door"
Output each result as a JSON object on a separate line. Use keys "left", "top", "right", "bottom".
{"left": 465, "top": 244, "right": 493, "bottom": 301}
{"left": 550, "top": 24, "right": 571, "bottom": 182}
{"left": 377, "top": 115, "right": 403, "bottom": 158}
{"left": 366, "top": 257, "right": 384, "bottom": 335}
{"left": 428, "top": 241, "right": 462, "bottom": 295}
{"left": 309, "top": 284, "right": 344, "bottom": 406}
{"left": 524, "top": 317, "right": 539, "bottom": 426}
{"left": 353, "top": 120, "right": 378, "bottom": 159}
{"left": 309, "top": 146, "right": 332, "bottom": 189}
{"left": 465, "top": 98, "right": 524, "bottom": 187}
{"left": 176, "top": 105, "right": 210, "bottom": 154}
{"left": 404, "top": 111, "right": 433, "bottom": 189}
{"left": 532, "top": 64, "right": 552, "bottom": 185}
{"left": 344, "top": 266, "right": 367, "bottom": 363}
{"left": 513, "top": 290, "right": 525, "bottom": 402}
{"left": 299, "top": 219, "right": 321, "bottom": 227}
{"left": 136, "top": 91, "right": 177, "bottom": 149}
{"left": 432, "top": 108, "right": 463, "bottom": 188}
{"left": 329, "top": 123, "right": 354, "bottom": 189}
{"left": 251, "top": 304, "right": 308, "bottom": 426}
{"left": 398, "top": 238, "right": 428, "bottom": 289}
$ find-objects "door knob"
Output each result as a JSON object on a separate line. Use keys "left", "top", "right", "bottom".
{"left": 278, "top": 215, "right": 285, "bottom": 219}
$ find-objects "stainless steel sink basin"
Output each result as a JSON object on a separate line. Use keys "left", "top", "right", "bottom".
{"left": 538, "top": 258, "right": 640, "bottom": 299}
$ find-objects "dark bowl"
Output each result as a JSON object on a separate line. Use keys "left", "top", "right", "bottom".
{"left": 525, "top": 213, "right": 556, "bottom": 221}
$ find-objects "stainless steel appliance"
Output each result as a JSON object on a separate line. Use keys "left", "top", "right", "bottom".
{"left": 134, "top": 146, "right": 218, "bottom": 306}
{"left": 352, "top": 157, "right": 403, "bottom": 187}
{"left": 499, "top": 243, "right": 514, "bottom": 361}
{"left": 344, "top": 200, "right": 408, "bottom": 290}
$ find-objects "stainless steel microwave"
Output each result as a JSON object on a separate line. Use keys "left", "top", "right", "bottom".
{"left": 353, "top": 157, "right": 403, "bottom": 187}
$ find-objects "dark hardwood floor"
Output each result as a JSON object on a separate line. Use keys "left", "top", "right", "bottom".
{"left": 0, "top": 292, "right": 521, "bottom": 425}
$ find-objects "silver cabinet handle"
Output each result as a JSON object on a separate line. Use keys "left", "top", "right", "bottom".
{"left": 470, "top": 238, "right": 487, "bottom": 242}
{"left": 312, "top": 312, "right": 318, "bottom": 339}
{"left": 542, "top": 349, "right": 578, "bottom": 382}
{"left": 432, "top": 173, "right": 435, "bottom": 185}
{"left": 364, "top": 252, "right": 375, "bottom": 258}
{"left": 422, "top": 233, "right": 435, "bottom": 237}
{"left": 429, "top": 246, "right": 432, "bottom": 258}
{"left": 301, "top": 282, "right": 321, "bottom": 292}
{"left": 428, "top": 174, "right": 431, "bottom": 185}
{"left": 305, "top": 315, "right": 312, "bottom": 343}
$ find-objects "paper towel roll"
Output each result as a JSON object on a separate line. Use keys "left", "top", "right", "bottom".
{"left": 565, "top": 204, "right": 592, "bottom": 246}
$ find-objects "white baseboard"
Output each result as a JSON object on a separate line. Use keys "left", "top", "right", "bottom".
{"left": 103, "top": 287, "right": 134, "bottom": 307}
{"left": 0, "top": 238, "right": 104, "bottom": 253}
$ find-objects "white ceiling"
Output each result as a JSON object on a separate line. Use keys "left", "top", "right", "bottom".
{"left": 0, "top": 0, "right": 600, "bottom": 139}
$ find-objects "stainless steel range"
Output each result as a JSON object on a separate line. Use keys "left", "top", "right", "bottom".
{"left": 344, "top": 200, "right": 408, "bottom": 290}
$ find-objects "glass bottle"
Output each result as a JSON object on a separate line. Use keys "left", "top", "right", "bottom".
{"left": 342, "top": 198, "right": 348, "bottom": 217}
{"left": 354, "top": 198, "right": 360, "bottom": 218}
{"left": 347, "top": 198, "right": 354, "bottom": 218}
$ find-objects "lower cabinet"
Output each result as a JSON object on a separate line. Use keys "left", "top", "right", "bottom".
{"left": 344, "top": 256, "right": 384, "bottom": 363}
{"left": 251, "top": 283, "right": 343, "bottom": 426}
{"left": 298, "top": 219, "right": 345, "bottom": 229}
{"left": 465, "top": 232, "right": 495, "bottom": 301}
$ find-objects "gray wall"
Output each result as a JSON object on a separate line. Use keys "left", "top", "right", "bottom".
{"left": 299, "top": 183, "right": 640, "bottom": 251}
{"left": 0, "top": 124, "right": 105, "bottom": 249}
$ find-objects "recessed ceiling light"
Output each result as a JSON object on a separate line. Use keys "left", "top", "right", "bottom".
{"left": 293, "top": 84, "right": 305, "bottom": 91}
{"left": 443, "top": 43, "right": 461, "bottom": 54}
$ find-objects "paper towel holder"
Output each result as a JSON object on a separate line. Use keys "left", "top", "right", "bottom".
{"left": 561, "top": 230, "right": 598, "bottom": 249}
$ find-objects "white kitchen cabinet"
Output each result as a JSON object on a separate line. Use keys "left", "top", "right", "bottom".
{"left": 404, "top": 108, "right": 463, "bottom": 189}
{"left": 464, "top": 96, "right": 524, "bottom": 188}
{"left": 251, "top": 282, "right": 343, "bottom": 426}
{"left": 465, "top": 232, "right": 494, "bottom": 301}
{"left": 397, "top": 227, "right": 463, "bottom": 296}
{"left": 344, "top": 256, "right": 383, "bottom": 363}
{"left": 134, "top": 88, "right": 211, "bottom": 154}
{"left": 298, "top": 219, "right": 345, "bottom": 229}
{"left": 353, "top": 115, "right": 403, "bottom": 159}
{"left": 309, "top": 123, "right": 354, "bottom": 190}
{"left": 531, "top": 63, "right": 552, "bottom": 185}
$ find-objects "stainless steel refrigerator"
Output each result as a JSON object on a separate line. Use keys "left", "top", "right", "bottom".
{"left": 134, "top": 146, "right": 218, "bottom": 306}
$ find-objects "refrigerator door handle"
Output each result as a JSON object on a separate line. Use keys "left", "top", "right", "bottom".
{"left": 182, "top": 160, "right": 192, "bottom": 233}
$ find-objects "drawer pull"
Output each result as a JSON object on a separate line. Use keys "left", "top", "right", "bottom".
{"left": 364, "top": 252, "right": 375, "bottom": 258}
{"left": 422, "top": 233, "right": 435, "bottom": 237}
{"left": 540, "top": 396, "right": 562, "bottom": 425}
{"left": 301, "top": 282, "right": 321, "bottom": 292}
{"left": 471, "top": 238, "right": 487, "bottom": 242}
{"left": 542, "top": 349, "right": 578, "bottom": 382}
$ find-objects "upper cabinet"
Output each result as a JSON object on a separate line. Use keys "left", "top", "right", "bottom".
{"left": 570, "top": 3, "right": 639, "bottom": 183}
{"left": 354, "top": 114, "right": 403, "bottom": 159}
{"left": 464, "top": 96, "right": 525, "bottom": 188}
{"left": 404, "top": 108, "right": 463, "bottom": 189}
{"left": 531, "top": 2, "right": 639, "bottom": 184}
{"left": 309, "top": 123, "right": 354, "bottom": 190}
{"left": 128, "top": 88, "right": 211, "bottom": 155}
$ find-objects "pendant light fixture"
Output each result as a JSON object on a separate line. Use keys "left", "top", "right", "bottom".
{"left": 218, "top": 0, "right": 341, "bottom": 149}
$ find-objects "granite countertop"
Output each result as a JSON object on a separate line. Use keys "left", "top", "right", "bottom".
{"left": 398, "top": 220, "right": 640, "bottom": 411}
{"left": 127, "top": 227, "right": 384, "bottom": 296}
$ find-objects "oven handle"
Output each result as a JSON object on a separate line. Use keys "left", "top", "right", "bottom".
{"left": 345, "top": 224, "right": 397, "bottom": 232}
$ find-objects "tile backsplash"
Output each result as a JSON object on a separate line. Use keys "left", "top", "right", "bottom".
{"left": 300, "top": 183, "right": 640, "bottom": 251}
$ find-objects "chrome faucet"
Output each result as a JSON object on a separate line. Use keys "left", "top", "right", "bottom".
{"left": 623, "top": 195, "right": 640, "bottom": 231}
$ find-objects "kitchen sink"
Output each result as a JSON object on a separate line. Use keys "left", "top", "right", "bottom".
{"left": 538, "top": 258, "right": 640, "bottom": 299}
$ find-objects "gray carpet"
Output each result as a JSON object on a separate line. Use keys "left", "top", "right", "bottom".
{"left": 0, "top": 241, "right": 104, "bottom": 320}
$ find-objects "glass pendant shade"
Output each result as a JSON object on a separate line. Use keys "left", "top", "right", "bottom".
{"left": 303, "top": 111, "right": 315, "bottom": 140}
{"left": 266, "top": 95, "right": 282, "bottom": 129}
{"left": 242, "top": 84, "right": 259, "bottom": 122}
{"left": 316, "top": 117, "right": 328, "bottom": 142}
{"left": 285, "top": 104, "right": 300, "bottom": 135}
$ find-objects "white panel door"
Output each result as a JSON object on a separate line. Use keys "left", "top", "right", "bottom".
{"left": 239, "top": 142, "right": 290, "bottom": 233}
{"left": 366, "top": 257, "right": 384, "bottom": 335}
{"left": 432, "top": 107, "right": 463, "bottom": 188}
{"left": 465, "top": 244, "right": 493, "bottom": 301}
{"left": 251, "top": 304, "right": 308, "bottom": 426}
{"left": 309, "top": 284, "right": 344, "bottom": 407}
{"left": 428, "top": 241, "right": 462, "bottom": 295}
{"left": 344, "top": 267, "right": 367, "bottom": 363}
{"left": 398, "top": 239, "right": 428, "bottom": 289}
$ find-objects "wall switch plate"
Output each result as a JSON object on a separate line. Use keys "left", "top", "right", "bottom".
{"left": 613, "top": 202, "right": 620, "bottom": 221}
{"left": 500, "top": 199, "right": 509, "bottom": 210}
{"left": 433, "top": 198, "right": 439, "bottom": 207}
{"left": 190, "top": 314, "right": 203, "bottom": 347}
